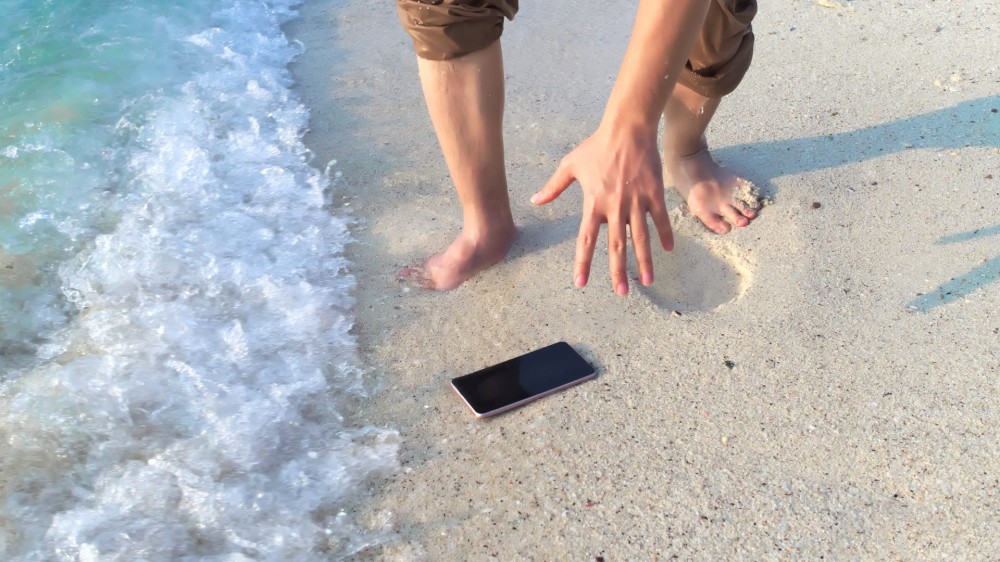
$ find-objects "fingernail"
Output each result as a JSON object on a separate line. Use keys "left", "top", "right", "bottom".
{"left": 641, "top": 272, "right": 653, "bottom": 286}
{"left": 616, "top": 282, "right": 628, "bottom": 296}
{"left": 529, "top": 193, "right": 540, "bottom": 204}
{"left": 574, "top": 274, "right": 585, "bottom": 287}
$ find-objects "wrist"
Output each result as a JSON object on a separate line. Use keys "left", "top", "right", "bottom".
{"left": 599, "top": 108, "right": 660, "bottom": 140}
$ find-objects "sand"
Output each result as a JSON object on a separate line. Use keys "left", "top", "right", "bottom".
{"left": 286, "top": 1, "right": 999, "bottom": 559}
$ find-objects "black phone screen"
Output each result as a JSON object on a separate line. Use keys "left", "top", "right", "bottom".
{"left": 451, "top": 342, "right": 595, "bottom": 416}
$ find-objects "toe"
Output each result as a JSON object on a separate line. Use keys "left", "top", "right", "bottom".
{"left": 720, "top": 205, "right": 750, "bottom": 228}
{"left": 740, "top": 206, "right": 757, "bottom": 219}
{"left": 398, "top": 265, "right": 437, "bottom": 290}
{"left": 698, "top": 212, "right": 732, "bottom": 234}
{"left": 397, "top": 266, "right": 422, "bottom": 281}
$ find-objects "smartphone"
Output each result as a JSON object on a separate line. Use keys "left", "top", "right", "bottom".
{"left": 451, "top": 342, "right": 596, "bottom": 418}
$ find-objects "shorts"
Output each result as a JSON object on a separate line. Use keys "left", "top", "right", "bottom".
{"left": 396, "top": 0, "right": 756, "bottom": 98}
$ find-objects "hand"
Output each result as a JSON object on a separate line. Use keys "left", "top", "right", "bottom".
{"left": 531, "top": 124, "right": 674, "bottom": 296}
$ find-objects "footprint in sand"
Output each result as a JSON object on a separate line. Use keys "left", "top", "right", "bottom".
{"left": 632, "top": 220, "right": 752, "bottom": 313}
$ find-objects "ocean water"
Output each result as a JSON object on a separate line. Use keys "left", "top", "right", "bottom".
{"left": 0, "top": 0, "right": 398, "bottom": 559}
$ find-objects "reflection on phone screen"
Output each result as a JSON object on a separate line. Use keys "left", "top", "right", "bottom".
{"left": 451, "top": 342, "right": 595, "bottom": 417}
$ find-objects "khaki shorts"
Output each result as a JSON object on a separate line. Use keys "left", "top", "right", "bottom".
{"left": 396, "top": 0, "right": 756, "bottom": 98}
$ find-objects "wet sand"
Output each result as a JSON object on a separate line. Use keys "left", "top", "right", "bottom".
{"left": 288, "top": 1, "right": 999, "bottom": 558}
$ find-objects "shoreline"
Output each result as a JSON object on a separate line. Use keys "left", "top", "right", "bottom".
{"left": 287, "top": 0, "right": 1000, "bottom": 558}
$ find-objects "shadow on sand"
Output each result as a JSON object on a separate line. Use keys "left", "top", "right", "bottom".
{"left": 717, "top": 95, "right": 999, "bottom": 312}
{"left": 908, "top": 225, "right": 1000, "bottom": 312}
{"left": 716, "top": 95, "right": 998, "bottom": 191}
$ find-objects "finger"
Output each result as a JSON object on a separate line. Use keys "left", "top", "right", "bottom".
{"left": 649, "top": 199, "right": 674, "bottom": 251}
{"left": 630, "top": 211, "right": 654, "bottom": 286}
{"left": 608, "top": 216, "right": 628, "bottom": 296}
{"left": 574, "top": 214, "right": 600, "bottom": 288}
{"left": 719, "top": 204, "right": 750, "bottom": 228}
{"left": 531, "top": 159, "right": 575, "bottom": 206}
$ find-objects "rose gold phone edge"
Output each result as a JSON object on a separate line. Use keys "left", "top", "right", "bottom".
{"left": 451, "top": 370, "right": 598, "bottom": 419}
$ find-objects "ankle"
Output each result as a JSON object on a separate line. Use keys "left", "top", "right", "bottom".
{"left": 664, "top": 134, "right": 708, "bottom": 160}
{"left": 461, "top": 210, "right": 515, "bottom": 242}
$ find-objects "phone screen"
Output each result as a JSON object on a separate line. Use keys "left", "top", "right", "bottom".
{"left": 451, "top": 342, "right": 596, "bottom": 418}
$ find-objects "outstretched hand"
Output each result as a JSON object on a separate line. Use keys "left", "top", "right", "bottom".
{"left": 531, "top": 124, "right": 674, "bottom": 296}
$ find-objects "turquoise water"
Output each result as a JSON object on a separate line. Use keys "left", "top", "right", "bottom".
{"left": 0, "top": 1, "right": 397, "bottom": 559}
{"left": 1, "top": 0, "right": 210, "bottom": 363}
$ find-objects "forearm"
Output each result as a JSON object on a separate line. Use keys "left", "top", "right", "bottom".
{"left": 601, "top": 0, "right": 711, "bottom": 135}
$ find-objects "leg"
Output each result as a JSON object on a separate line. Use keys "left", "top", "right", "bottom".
{"left": 408, "top": 40, "right": 516, "bottom": 290}
{"left": 396, "top": 0, "right": 519, "bottom": 290}
{"left": 663, "top": 83, "right": 757, "bottom": 234}
{"left": 664, "top": 0, "right": 759, "bottom": 234}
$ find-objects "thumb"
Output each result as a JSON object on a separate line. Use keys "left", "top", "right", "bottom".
{"left": 531, "top": 160, "right": 575, "bottom": 206}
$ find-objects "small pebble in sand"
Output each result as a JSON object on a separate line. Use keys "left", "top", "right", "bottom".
{"left": 0, "top": 252, "right": 37, "bottom": 287}
{"left": 671, "top": 310, "right": 682, "bottom": 317}
{"left": 986, "top": 174, "right": 994, "bottom": 180}
{"left": 811, "top": 201, "right": 822, "bottom": 209}
{"left": 724, "top": 360, "right": 735, "bottom": 370}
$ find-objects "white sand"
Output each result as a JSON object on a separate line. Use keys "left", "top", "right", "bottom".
{"left": 287, "top": 1, "right": 1000, "bottom": 558}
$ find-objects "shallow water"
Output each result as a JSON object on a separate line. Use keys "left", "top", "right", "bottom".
{"left": 0, "top": 0, "right": 397, "bottom": 558}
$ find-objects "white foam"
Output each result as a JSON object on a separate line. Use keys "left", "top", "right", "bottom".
{"left": 0, "top": 1, "right": 397, "bottom": 559}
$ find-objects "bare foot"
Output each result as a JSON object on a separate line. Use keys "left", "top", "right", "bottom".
{"left": 398, "top": 223, "right": 517, "bottom": 291}
{"left": 666, "top": 147, "right": 760, "bottom": 234}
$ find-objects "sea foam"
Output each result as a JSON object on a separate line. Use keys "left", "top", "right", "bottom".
{"left": 0, "top": 1, "right": 397, "bottom": 559}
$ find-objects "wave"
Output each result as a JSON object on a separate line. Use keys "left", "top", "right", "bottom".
{"left": 0, "top": 1, "right": 397, "bottom": 559}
